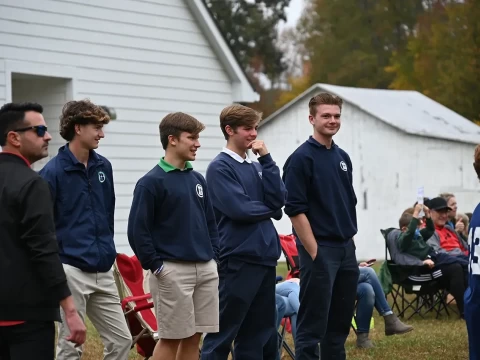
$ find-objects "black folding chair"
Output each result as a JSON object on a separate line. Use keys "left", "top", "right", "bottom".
{"left": 381, "top": 228, "right": 452, "bottom": 320}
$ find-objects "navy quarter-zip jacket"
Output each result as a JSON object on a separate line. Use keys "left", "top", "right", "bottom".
{"left": 39, "top": 144, "right": 117, "bottom": 272}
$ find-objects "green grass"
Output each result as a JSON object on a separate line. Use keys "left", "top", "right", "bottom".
{"left": 79, "top": 262, "right": 469, "bottom": 360}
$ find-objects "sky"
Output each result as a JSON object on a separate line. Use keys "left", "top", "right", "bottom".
{"left": 282, "top": 0, "right": 305, "bottom": 30}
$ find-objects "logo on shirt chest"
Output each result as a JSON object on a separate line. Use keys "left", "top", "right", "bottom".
{"left": 98, "top": 171, "right": 106, "bottom": 183}
{"left": 340, "top": 161, "right": 348, "bottom": 172}
{"left": 258, "top": 171, "right": 263, "bottom": 179}
{"left": 196, "top": 184, "right": 204, "bottom": 198}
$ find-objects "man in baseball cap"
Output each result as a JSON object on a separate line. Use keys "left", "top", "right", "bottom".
{"left": 426, "top": 197, "right": 452, "bottom": 212}
{"left": 425, "top": 196, "right": 468, "bottom": 257}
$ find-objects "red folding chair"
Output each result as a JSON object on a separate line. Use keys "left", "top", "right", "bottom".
{"left": 279, "top": 234, "right": 300, "bottom": 279}
{"left": 114, "top": 253, "right": 158, "bottom": 359}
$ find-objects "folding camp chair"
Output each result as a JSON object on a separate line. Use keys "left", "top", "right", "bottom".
{"left": 381, "top": 228, "right": 452, "bottom": 320}
{"left": 114, "top": 253, "right": 158, "bottom": 359}
{"left": 279, "top": 234, "right": 300, "bottom": 279}
{"left": 115, "top": 254, "right": 244, "bottom": 359}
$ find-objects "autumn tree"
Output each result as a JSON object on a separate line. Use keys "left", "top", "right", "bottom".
{"left": 388, "top": 0, "right": 480, "bottom": 121}
{"left": 298, "top": 0, "right": 425, "bottom": 89}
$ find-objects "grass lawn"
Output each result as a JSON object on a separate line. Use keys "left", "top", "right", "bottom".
{"left": 78, "top": 262, "right": 469, "bottom": 360}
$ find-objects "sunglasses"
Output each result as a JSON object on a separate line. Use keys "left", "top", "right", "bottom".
{"left": 11, "top": 125, "right": 48, "bottom": 137}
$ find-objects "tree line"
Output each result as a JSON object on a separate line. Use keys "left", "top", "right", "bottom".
{"left": 203, "top": 0, "right": 479, "bottom": 122}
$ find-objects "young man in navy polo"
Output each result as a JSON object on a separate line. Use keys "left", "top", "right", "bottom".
{"left": 200, "top": 104, "right": 287, "bottom": 360}
{"left": 283, "top": 93, "right": 359, "bottom": 360}
{"left": 128, "top": 112, "right": 220, "bottom": 360}
{"left": 465, "top": 144, "right": 480, "bottom": 360}
{"left": 39, "top": 99, "right": 131, "bottom": 360}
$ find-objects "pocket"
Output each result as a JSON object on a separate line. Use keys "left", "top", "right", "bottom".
{"left": 156, "top": 261, "right": 175, "bottom": 281}
{"left": 351, "top": 239, "right": 357, "bottom": 250}
{"left": 312, "top": 243, "right": 320, "bottom": 261}
{"left": 226, "top": 258, "right": 245, "bottom": 273}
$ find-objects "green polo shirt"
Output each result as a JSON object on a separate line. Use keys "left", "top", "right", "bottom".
{"left": 158, "top": 157, "right": 193, "bottom": 172}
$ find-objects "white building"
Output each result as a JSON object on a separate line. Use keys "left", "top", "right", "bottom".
{"left": 0, "top": 0, "right": 257, "bottom": 254}
{"left": 259, "top": 83, "right": 480, "bottom": 261}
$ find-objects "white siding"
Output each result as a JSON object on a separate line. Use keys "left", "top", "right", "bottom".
{"left": 11, "top": 76, "right": 69, "bottom": 171}
{"left": 0, "top": 0, "right": 234, "bottom": 254}
{"left": 259, "top": 93, "right": 480, "bottom": 261}
{"left": 0, "top": 60, "right": 5, "bottom": 103}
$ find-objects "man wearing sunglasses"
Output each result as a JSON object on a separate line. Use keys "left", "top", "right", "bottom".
{"left": 0, "top": 102, "right": 86, "bottom": 360}
{"left": 39, "top": 99, "right": 131, "bottom": 360}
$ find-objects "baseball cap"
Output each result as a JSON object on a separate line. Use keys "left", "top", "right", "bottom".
{"left": 426, "top": 197, "right": 452, "bottom": 211}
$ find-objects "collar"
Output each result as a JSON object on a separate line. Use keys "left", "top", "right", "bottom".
{"left": 435, "top": 224, "right": 454, "bottom": 232}
{"left": 222, "top": 147, "right": 252, "bottom": 163}
{"left": 59, "top": 144, "right": 102, "bottom": 170}
{"left": 0, "top": 151, "right": 31, "bottom": 167}
{"left": 158, "top": 157, "right": 193, "bottom": 172}
{"left": 307, "top": 136, "right": 337, "bottom": 149}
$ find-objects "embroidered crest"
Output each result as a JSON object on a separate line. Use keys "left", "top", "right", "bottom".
{"left": 196, "top": 184, "right": 204, "bottom": 198}
{"left": 98, "top": 171, "right": 106, "bottom": 183}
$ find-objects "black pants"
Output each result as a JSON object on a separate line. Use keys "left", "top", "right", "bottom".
{"left": 201, "top": 258, "right": 277, "bottom": 360}
{"left": 0, "top": 321, "right": 55, "bottom": 360}
{"left": 437, "top": 262, "right": 467, "bottom": 316}
{"left": 295, "top": 240, "right": 359, "bottom": 360}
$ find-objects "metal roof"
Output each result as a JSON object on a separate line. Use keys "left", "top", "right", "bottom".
{"left": 260, "top": 83, "right": 480, "bottom": 144}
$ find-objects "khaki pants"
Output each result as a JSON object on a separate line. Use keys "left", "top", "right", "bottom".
{"left": 149, "top": 259, "right": 219, "bottom": 339}
{"left": 56, "top": 264, "right": 132, "bottom": 360}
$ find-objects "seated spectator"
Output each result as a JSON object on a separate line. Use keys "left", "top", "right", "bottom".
{"left": 440, "top": 192, "right": 469, "bottom": 242}
{"left": 275, "top": 278, "right": 300, "bottom": 345}
{"left": 355, "top": 265, "right": 413, "bottom": 348}
{"left": 426, "top": 197, "right": 469, "bottom": 257}
{"left": 439, "top": 192, "right": 466, "bottom": 236}
{"left": 397, "top": 203, "right": 468, "bottom": 317}
{"left": 456, "top": 212, "right": 470, "bottom": 241}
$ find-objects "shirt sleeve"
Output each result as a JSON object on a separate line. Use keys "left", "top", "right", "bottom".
{"left": 203, "top": 181, "right": 220, "bottom": 261}
{"left": 38, "top": 164, "right": 57, "bottom": 203}
{"left": 127, "top": 183, "right": 164, "bottom": 272}
{"left": 283, "top": 154, "right": 311, "bottom": 217}
{"left": 257, "top": 154, "right": 287, "bottom": 210}
{"left": 206, "top": 162, "right": 279, "bottom": 223}
{"left": 19, "top": 177, "right": 71, "bottom": 302}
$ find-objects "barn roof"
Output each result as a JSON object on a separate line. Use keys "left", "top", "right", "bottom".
{"left": 261, "top": 83, "right": 480, "bottom": 145}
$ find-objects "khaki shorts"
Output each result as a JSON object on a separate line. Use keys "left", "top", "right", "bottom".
{"left": 149, "top": 259, "right": 219, "bottom": 339}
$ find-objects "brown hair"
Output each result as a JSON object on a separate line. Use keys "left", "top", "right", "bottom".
{"left": 60, "top": 99, "right": 110, "bottom": 141}
{"left": 219, "top": 104, "right": 262, "bottom": 140}
{"left": 308, "top": 92, "right": 343, "bottom": 116}
{"left": 399, "top": 212, "right": 414, "bottom": 229}
{"left": 159, "top": 112, "right": 205, "bottom": 150}
{"left": 474, "top": 144, "right": 480, "bottom": 180}
{"left": 439, "top": 192, "right": 455, "bottom": 203}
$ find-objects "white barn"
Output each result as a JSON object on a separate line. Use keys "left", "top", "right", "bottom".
{"left": 0, "top": 0, "right": 257, "bottom": 254}
{"left": 259, "top": 83, "right": 480, "bottom": 261}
